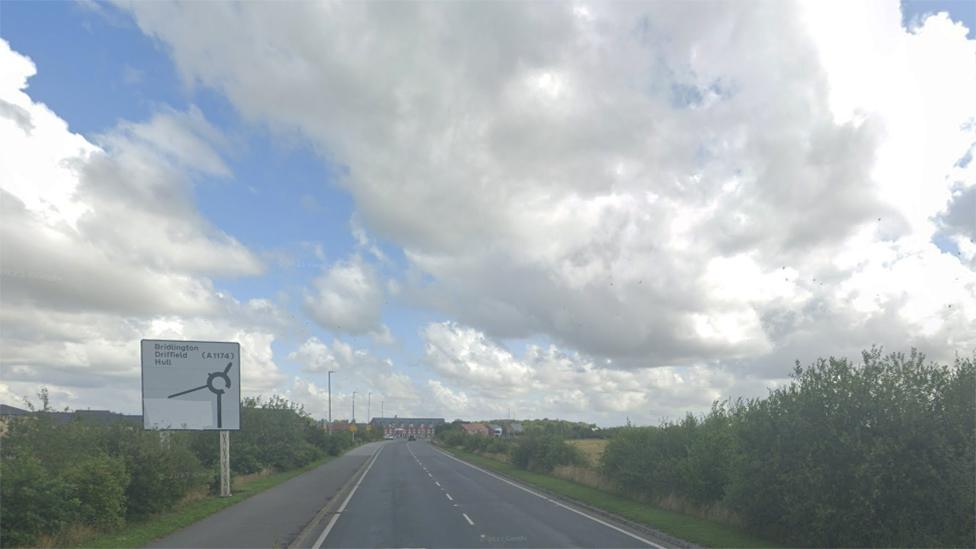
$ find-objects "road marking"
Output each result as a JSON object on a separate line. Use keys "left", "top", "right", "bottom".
{"left": 462, "top": 512, "right": 475, "bottom": 526}
{"left": 433, "top": 447, "right": 665, "bottom": 548}
{"left": 445, "top": 493, "right": 453, "bottom": 501}
{"left": 312, "top": 445, "right": 385, "bottom": 549}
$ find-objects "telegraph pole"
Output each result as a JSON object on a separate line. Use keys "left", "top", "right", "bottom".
{"left": 367, "top": 392, "right": 371, "bottom": 422}
{"left": 352, "top": 391, "right": 357, "bottom": 442}
{"left": 381, "top": 400, "right": 384, "bottom": 419}
{"left": 327, "top": 370, "right": 335, "bottom": 434}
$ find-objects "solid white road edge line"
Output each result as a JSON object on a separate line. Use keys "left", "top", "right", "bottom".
{"left": 462, "top": 512, "right": 475, "bottom": 526}
{"left": 312, "top": 444, "right": 385, "bottom": 549}
{"left": 433, "top": 447, "right": 665, "bottom": 549}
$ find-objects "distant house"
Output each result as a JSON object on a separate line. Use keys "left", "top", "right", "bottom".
{"left": 370, "top": 417, "right": 445, "bottom": 439}
{"left": 461, "top": 422, "right": 490, "bottom": 436}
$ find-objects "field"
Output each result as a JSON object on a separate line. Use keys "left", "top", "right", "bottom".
{"left": 568, "top": 438, "right": 608, "bottom": 467}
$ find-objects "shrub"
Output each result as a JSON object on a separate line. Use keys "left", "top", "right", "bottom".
{"left": 322, "top": 431, "right": 355, "bottom": 456}
{"left": 511, "top": 433, "right": 581, "bottom": 473}
{"left": 0, "top": 392, "right": 335, "bottom": 547}
{"left": 0, "top": 453, "right": 80, "bottom": 547}
{"left": 122, "top": 434, "right": 203, "bottom": 518}
{"left": 63, "top": 454, "right": 129, "bottom": 530}
{"left": 725, "top": 350, "right": 975, "bottom": 546}
{"left": 601, "top": 349, "right": 975, "bottom": 547}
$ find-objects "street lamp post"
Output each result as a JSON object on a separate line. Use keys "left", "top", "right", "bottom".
{"left": 352, "top": 391, "right": 357, "bottom": 443}
{"left": 327, "top": 370, "right": 335, "bottom": 434}
{"left": 367, "top": 392, "right": 371, "bottom": 423}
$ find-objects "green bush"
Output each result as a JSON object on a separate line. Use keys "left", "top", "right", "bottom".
{"left": 601, "top": 411, "right": 733, "bottom": 506}
{"left": 511, "top": 432, "right": 581, "bottom": 473}
{"left": 63, "top": 454, "right": 129, "bottom": 530}
{"left": 521, "top": 419, "right": 600, "bottom": 439}
{"left": 600, "top": 349, "right": 976, "bottom": 547}
{"left": 725, "top": 350, "right": 975, "bottom": 546}
{"left": 322, "top": 430, "right": 356, "bottom": 456}
{"left": 0, "top": 393, "right": 339, "bottom": 547}
{"left": 0, "top": 453, "right": 80, "bottom": 547}
{"left": 439, "top": 429, "right": 468, "bottom": 448}
{"left": 122, "top": 434, "right": 203, "bottom": 519}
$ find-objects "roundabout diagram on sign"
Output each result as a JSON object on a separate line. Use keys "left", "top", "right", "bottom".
{"left": 167, "top": 361, "right": 235, "bottom": 428}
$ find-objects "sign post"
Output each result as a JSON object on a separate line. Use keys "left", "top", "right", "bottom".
{"left": 220, "top": 430, "right": 231, "bottom": 497}
{"left": 141, "top": 339, "right": 241, "bottom": 498}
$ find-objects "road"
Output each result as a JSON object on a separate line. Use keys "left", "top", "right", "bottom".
{"left": 149, "top": 442, "right": 385, "bottom": 549}
{"left": 313, "top": 439, "right": 666, "bottom": 548}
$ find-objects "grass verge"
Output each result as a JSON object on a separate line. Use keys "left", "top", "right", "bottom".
{"left": 74, "top": 454, "right": 337, "bottom": 548}
{"left": 441, "top": 447, "right": 777, "bottom": 548}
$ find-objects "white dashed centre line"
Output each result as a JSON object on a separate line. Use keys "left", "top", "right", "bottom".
{"left": 462, "top": 513, "right": 475, "bottom": 526}
{"left": 445, "top": 493, "right": 454, "bottom": 501}
{"left": 433, "top": 447, "right": 664, "bottom": 548}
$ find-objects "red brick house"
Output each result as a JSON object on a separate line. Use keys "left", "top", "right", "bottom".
{"left": 461, "top": 422, "right": 490, "bottom": 436}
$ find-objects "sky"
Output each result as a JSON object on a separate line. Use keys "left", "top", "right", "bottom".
{"left": 1, "top": 0, "right": 974, "bottom": 427}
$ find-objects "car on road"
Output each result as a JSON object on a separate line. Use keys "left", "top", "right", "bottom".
{"left": 408, "top": 435, "right": 416, "bottom": 441}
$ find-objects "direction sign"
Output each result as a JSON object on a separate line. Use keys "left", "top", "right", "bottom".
{"left": 141, "top": 339, "right": 241, "bottom": 430}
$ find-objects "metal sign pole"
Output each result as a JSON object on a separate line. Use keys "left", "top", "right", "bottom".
{"left": 220, "top": 430, "right": 231, "bottom": 497}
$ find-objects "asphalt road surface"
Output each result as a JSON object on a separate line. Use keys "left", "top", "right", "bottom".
{"left": 314, "top": 439, "right": 667, "bottom": 548}
{"left": 149, "top": 441, "right": 385, "bottom": 548}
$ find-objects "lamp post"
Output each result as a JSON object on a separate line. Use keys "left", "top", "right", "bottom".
{"left": 327, "top": 370, "right": 335, "bottom": 434}
{"left": 367, "top": 392, "right": 371, "bottom": 422}
{"left": 352, "top": 391, "right": 357, "bottom": 443}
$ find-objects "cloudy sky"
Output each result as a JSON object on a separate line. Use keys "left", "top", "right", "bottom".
{"left": 2, "top": 0, "right": 974, "bottom": 426}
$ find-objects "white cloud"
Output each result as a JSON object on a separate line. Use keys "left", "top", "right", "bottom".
{"left": 0, "top": 304, "right": 288, "bottom": 412}
{"left": 0, "top": 40, "right": 285, "bottom": 413}
{"left": 11, "top": 1, "right": 975, "bottom": 423}
{"left": 287, "top": 336, "right": 421, "bottom": 418}
{"left": 108, "top": 105, "right": 231, "bottom": 177}
{"left": 0, "top": 44, "right": 261, "bottom": 317}
{"left": 421, "top": 321, "right": 779, "bottom": 424}
{"left": 424, "top": 322, "right": 534, "bottom": 394}
{"left": 119, "top": 1, "right": 976, "bottom": 376}
{"left": 303, "top": 255, "right": 389, "bottom": 337}
{"left": 288, "top": 337, "right": 337, "bottom": 373}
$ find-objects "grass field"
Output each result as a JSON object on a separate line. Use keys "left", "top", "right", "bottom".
{"left": 72, "top": 455, "right": 337, "bottom": 548}
{"left": 569, "top": 438, "right": 609, "bottom": 467}
{"left": 442, "top": 447, "right": 777, "bottom": 549}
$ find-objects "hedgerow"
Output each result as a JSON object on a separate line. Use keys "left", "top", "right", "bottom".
{"left": 0, "top": 394, "right": 362, "bottom": 547}
{"left": 600, "top": 349, "right": 975, "bottom": 547}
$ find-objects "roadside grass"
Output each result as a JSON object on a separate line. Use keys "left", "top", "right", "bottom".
{"left": 442, "top": 447, "right": 777, "bottom": 549}
{"left": 73, "top": 454, "right": 337, "bottom": 548}
{"left": 568, "top": 438, "right": 609, "bottom": 467}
